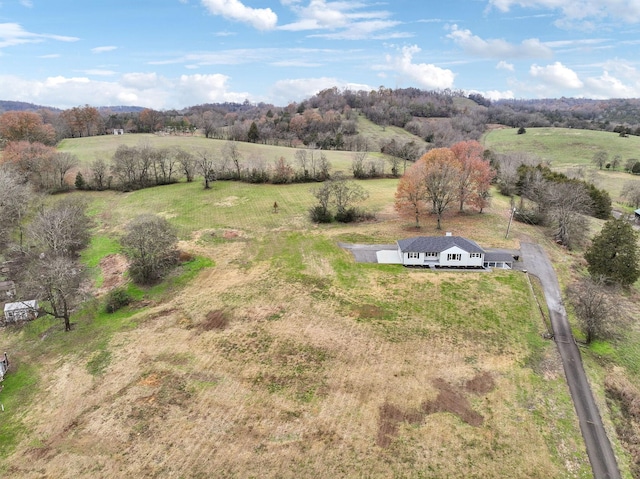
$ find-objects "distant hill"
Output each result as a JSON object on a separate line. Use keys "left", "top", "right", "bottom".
{"left": 97, "top": 106, "right": 146, "bottom": 114}
{"left": 0, "top": 100, "right": 60, "bottom": 113}
{"left": 0, "top": 101, "right": 146, "bottom": 114}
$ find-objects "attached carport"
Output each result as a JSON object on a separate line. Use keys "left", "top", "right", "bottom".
{"left": 483, "top": 251, "right": 515, "bottom": 269}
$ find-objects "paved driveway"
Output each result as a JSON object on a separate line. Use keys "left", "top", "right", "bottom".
{"left": 521, "top": 242, "right": 621, "bottom": 479}
{"left": 338, "top": 243, "right": 397, "bottom": 263}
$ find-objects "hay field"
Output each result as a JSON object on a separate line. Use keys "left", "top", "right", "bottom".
{"left": 0, "top": 178, "right": 598, "bottom": 478}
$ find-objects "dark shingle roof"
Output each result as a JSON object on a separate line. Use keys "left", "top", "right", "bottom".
{"left": 483, "top": 252, "right": 514, "bottom": 263}
{"left": 397, "top": 236, "right": 484, "bottom": 254}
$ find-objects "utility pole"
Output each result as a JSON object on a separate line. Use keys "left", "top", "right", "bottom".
{"left": 505, "top": 207, "right": 516, "bottom": 238}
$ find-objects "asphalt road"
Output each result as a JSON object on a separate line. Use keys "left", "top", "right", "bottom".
{"left": 521, "top": 242, "right": 621, "bottom": 479}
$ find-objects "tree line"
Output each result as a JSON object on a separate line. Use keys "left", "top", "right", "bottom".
{"left": 4, "top": 88, "right": 640, "bottom": 158}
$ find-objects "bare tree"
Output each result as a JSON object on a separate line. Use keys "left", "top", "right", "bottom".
{"left": 90, "top": 157, "right": 109, "bottom": 190}
{"left": 27, "top": 197, "right": 91, "bottom": 257}
{"left": 0, "top": 169, "right": 31, "bottom": 248}
{"left": 195, "top": 149, "right": 216, "bottom": 189}
{"left": 51, "top": 152, "right": 78, "bottom": 189}
{"left": 351, "top": 152, "right": 368, "bottom": 178}
{"left": 330, "top": 173, "right": 369, "bottom": 218}
{"left": 24, "top": 254, "right": 86, "bottom": 331}
{"left": 546, "top": 182, "right": 592, "bottom": 249}
{"left": 175, "top": 148, "right": 196, "bottom": 182}
{"left": 418, "top": 148, "right": 462, "bottom": 230}
{"left": 566, "top": 277, "right": 620, "bottom": 344}
{"left": 621, "top": 180, "right": 640, "bottom": 209}
{"left": 592, "top": 150, "right": 608, "bottom": 170}
{"left": 223, "top": 141, "right": 242, "bottom": 179}
{"left": 121, "top": 214, "right": 178, "bottom": 284}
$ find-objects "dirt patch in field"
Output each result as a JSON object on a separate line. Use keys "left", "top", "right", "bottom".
{"left": 465, "top": 371, "right": 495, "bottom": 395}
{"left": 97, "top": 254, "right": 128, "bottom": 294}
{"left": 199, "top": 310, "right": 230, "bottom": 331}
{"left": 377, "top": 374, "right": 495, "bottom": 448}
{"left": 353, "top": 304, "right": 387, "bottom": 320}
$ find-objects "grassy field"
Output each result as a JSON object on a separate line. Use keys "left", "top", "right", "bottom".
{"left": 0, "top": 176, "right": 603, "bottom": 478}
{"left": 484, "top": 127, "right": 640, "bottom": 168}
{"left": 2, "top": 123, "right": 640, "bottom": 477}
{"left": 484, "top": 127, "right": 640, "bottom": 208}
{"left": 57, "top": 114, "right": 428, "bottom": 174}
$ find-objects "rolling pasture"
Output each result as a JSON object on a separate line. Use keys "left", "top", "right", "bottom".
{"left": 484, "top": 127, "right": 640, "bottom": 168}
{"left": 484, "top": 126, "right": 640, "bottom": 205}
{"left": 5, "top": 125, "right": 640, "bottom": 477}
{"left": 0, "top": 169, "right": 596, "bottom": 478}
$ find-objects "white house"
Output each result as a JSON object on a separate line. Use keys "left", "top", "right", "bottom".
{"left": 3, "top": 300, "right": 38, "bottom": 323}
{"left": 397, "top": 234, "right": 485, "bottom": 268}
{"left": 396, "top": 234, "right": 513, "bottom": 269}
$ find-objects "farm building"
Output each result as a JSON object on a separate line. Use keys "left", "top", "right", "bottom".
{"left": 635, "top": 208, "right": 640, "bottom": 221}
{"left": 3, "top": 300, "right": 38, "bottom": 324}
{"left": 394, "top": 234, "right": 513, "bottom": 269}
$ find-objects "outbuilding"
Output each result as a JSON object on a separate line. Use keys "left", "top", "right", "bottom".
{"left": 3, "top": 300, "right": 38, "bottom": 323}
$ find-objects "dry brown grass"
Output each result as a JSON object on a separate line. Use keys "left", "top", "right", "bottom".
{"left": 1, "top": 199, "right": 595, "bottom": 479}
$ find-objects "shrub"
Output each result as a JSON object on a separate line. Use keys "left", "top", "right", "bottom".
{"left": 309, "top": 206, "right": 333, "bottom": 223}
{"left": 104, "top": 288, "right": 132, "bottom": 313}
{"left": 633, "top": 162, "right": 640, "bottom": 175}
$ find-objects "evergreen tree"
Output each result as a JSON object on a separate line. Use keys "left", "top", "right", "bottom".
{"left": 247, "top": 121, "right": 259, "bottom": 143}
{"left": 75, "top": 171, "right": 86, "bottom": 190}
{"left": 584, "top": 218, "right": 640, "bottom": 286}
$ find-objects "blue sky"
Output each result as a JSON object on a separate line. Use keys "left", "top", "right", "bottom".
{"left": 1, "top": 0, "right": 640, "bottom": 109}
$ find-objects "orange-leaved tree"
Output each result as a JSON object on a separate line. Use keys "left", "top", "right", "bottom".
{"left": 450, "top": 140, "right": 495, "bottom": 212}
{"left": 0, "top": 111, "right": 56, "bottom": 145}
{"left": 395, "top": 159, "right": 429, "bottom": 228}
{"left": 419, "top": 148, "right": 463, "bottom": 230}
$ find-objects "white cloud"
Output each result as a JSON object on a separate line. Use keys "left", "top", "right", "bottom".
{"left": 0, "top": 72, "right": 252, "bottom": 109}
{"left": 385, "top": 45, "right": 456, "bottom": 90}
{"left": 20, "top": 0, "right": 34, "bottom": 7}
{"left": 529, "top": 61, "right": 583, "bottom": 88}
{"left": 446, "top": 24, "right": 552, "bottom": 58}
{"left": 278, "top": 0, "right": 403, "bottom": 39}
{"left": 79, "top": 69, "right": 117, "bottom": 76}
{"left": 200, "top": 0, "right": 277, "bottom": 30}
{"left": 581, "top": 61, "right": 640, "bottom": 97}
{"left": 92, "top": 46, "right": 117, "bottom": 54}
{"left": 483, "top": 89, "right": 516, "bottom": 100}
{"left": 487, "top": 0, "right": 640, "bottom": 23}
{"left": 497, "top": 60, "right": 515, "bottom": 71}
{"left": 177, "top": 73, "right": 249, "bottom": 104}
{"left": 310, "top": 20, "right": 408, "bottom": 40}
{"left": 0, "top": 22, "right": 79, "bottom": 48}
{"left": 583, "top": 71, "right": 638, "bottom": 97}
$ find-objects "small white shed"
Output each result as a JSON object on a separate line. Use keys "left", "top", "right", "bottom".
{"left": 3, "top": 300, "right": 38, "bottom": 323}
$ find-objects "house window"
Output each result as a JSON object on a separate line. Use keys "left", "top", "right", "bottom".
{"left": 447, "top": 253, "right": 461, "bottom": 261}
{"left": 470, "top": 253, "right": 482, "bottom": 258}
{"left": 408, "top": 252, "right": 419, "bottom": 259}
{"left": 425, "top": 252, "right": 438, "bottom": 258}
